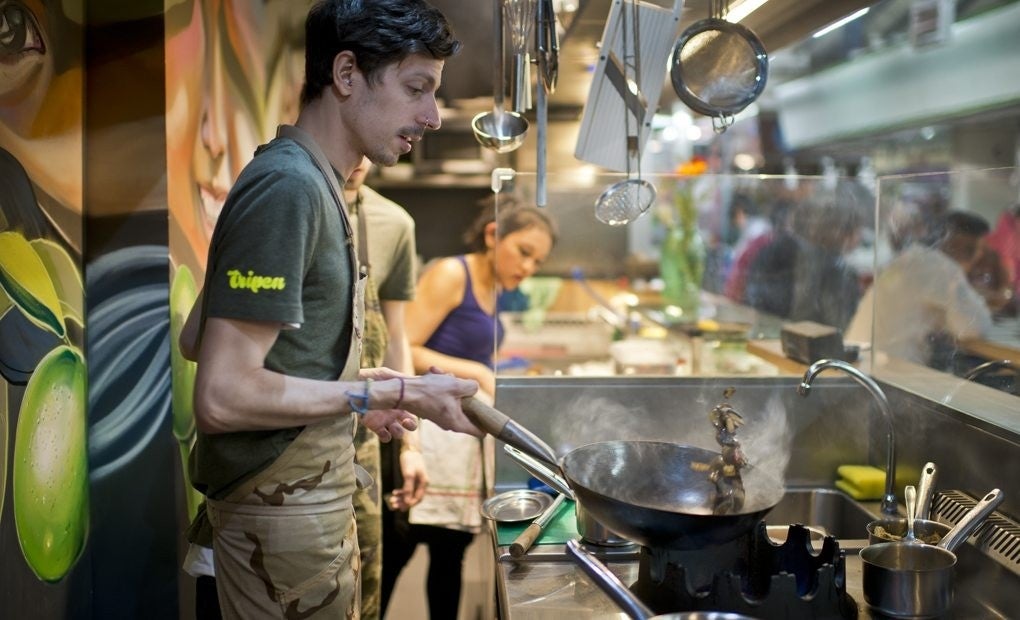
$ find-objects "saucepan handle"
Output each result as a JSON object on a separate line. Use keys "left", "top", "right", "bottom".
{"left": 937, "top": 488, "right": 1004, "bottom": 551}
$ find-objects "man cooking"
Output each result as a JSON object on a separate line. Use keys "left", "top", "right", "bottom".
{"left": 185, "top": 1, "right": 481, "bottom": 617}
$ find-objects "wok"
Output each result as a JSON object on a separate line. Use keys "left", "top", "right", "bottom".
{"left": 463, "top": 398, "right": 785, "bottom": 550}
{"left": 562, "top": 440, "right": 784, "bottom": 549}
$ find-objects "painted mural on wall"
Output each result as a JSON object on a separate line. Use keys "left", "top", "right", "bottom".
{"left": 0, "top": 0, "right": 88, "bottom": 610}
{"left": 164, "top": 0, "right": 314, "bottom": 518}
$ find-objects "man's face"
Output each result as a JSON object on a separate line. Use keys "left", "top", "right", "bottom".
{"left": 351, "top": 54, "right": 444, "bottom": 167}
{"left": 942, "top": 231, "right": 981, "bottom": 267}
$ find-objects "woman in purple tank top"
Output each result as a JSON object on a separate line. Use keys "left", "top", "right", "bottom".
{"left": 380, "top": 198, "right": 556, "bottom": 620}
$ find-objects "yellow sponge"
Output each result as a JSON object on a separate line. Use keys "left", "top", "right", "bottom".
{"left": 835, "top": 465, "right": 886, "bottom": 500}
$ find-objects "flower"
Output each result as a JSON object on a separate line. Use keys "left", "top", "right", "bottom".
{"left": 676, "top": 156, "right": 709, "bottom": 177}
{"left": 657, "top": 156, "right": 708, "bottom": 231}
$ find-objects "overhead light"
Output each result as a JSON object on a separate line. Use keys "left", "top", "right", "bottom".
{"left": 812, "top": 7, "right": 870, "bottom": 39}
{"left": 725, "top": 0, "right": 769, "bottom": 23}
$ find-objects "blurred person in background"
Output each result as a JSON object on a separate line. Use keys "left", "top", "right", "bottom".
{"left": 967, "top": 236, "right": 1014, "bottom": 316}
{"left": 846, "top": 211, "right": 993, "bottom": 367}
{"left": 344, "top": 157, "right": 428, "bottom": 620}
{"left": 727, "top": 197, "right": 790, "bottom": 307}
{"left": 986, "top": 204, "right": 1020, "bottom": 307}
{"left": 787, "top": 191, "right": 865, "bottom": 330}
{"left": 381, "top": 198, "right": 556, "bottom": 619}
{"left": 723, "top": 193, "right": 772, "bottom": 303}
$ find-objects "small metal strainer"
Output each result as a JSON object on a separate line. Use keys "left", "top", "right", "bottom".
{"left": 594, "top": 178, "right": 657, "bottom": 227}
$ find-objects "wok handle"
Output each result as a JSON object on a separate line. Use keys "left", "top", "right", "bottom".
{"left": 915, "top": 462, "right": 938, "bottom": 521}
{"left": 566, "top": 539, "right": 654, "bottom": 620}
{"left": 461, "top": 397, "right": 560, "bottom": 467}
{"left": 504, "top": 445, "right": 575, "bottom": 500}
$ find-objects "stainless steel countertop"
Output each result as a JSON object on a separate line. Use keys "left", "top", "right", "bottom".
{"left": 490, "top": 529, "right": 1009, "bottom": 619}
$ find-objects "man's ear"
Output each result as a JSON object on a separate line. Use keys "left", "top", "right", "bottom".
{"left": 333, "top": 50, "right": 357, "bottom": 96}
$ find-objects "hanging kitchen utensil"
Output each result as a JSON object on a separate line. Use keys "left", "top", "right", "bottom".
{"left": 534, "top": 0, "right": 554, "bottom": 206}
{"left": 537, "top": 0, "right": 559, "bottom": 95}
{"left": 594, "top": 0, "right": 657, "bottom": 226}
{"left": 473, "top": 0, "right": 529, "bottom": 153}
{"left": 669, "top": 0, "right": 768, "bottom": 133}
{"left": 505, "top": 0, "right": 536, "bottom": 113}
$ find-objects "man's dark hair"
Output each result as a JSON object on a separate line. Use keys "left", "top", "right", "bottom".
{"left": 301, "top": 0, "right": 461, "bottom": 106}
{"left": 943, "top": 210, "right": 991, "bottom": 237}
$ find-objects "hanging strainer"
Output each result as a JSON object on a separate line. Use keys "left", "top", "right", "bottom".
{"left": 594, "top": 179, "right": 658, "bottom": 227}
{"left": 594, "top": 0, "right": 656, "bottom": 226}
{"left": 669, "top": 0, "right": 768, "bottom": 133}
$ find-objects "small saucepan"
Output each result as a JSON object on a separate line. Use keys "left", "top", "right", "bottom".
{"left": 867, "top": 462, "right": 946, "bottom": 544}
{"left": 860, "top": 488, "right": 1003, "bottom": 618}
{"left": 566, "top": 539, "right": 757, "bottom": 620}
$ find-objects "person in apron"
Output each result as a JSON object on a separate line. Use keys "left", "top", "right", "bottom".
{"left": 383, "top": 198, "right": 557, "bottom": 619}
{"left": 186, "top": 3, "right": 478, "bottom": 617}
{"left": 344, "top": 158, "right": 428, "bottom": 620}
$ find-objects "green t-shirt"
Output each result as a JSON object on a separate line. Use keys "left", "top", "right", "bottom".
{"left": 190, "top": 137, "right": 354, "bottom": 500}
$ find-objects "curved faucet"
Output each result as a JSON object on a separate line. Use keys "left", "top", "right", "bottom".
{"left": 798, "top": 359, "right": 898, "bottom": 516}
{"left": 963, "top": 359, "right": 1018, "bottom": 386}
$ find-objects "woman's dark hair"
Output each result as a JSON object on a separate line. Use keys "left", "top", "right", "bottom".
{"left": 301, "top": 0, "right": 461, "bottom": 106}
{"left": 462, "top": 195, "right": 558, "bottom": 252}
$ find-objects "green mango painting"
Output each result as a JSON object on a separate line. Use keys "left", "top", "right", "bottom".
{"left": 0, "top": 230, "right": 89, "bottom": 581}
{"left": 12, "top": 345, "right": 89, "bottom": 582}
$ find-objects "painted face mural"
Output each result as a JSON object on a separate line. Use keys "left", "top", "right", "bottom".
{"left": 1, "top": 0, "right": 88, "bottom": 589}
{"left": 165, "top": 0, "right": 308, "bottom": 275}
{"left": 163, "top": 0, "right": 314, "bottom": 523}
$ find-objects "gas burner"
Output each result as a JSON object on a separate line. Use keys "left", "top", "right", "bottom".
{"left": 631, "top": 522, "right": 858, "bottom": 619}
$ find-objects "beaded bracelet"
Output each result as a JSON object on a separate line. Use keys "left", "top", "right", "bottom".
{"left": 346, "top": 378, "right": 372, "bottom": 415}
{"left": 393, "top": 377, "right": 406, "bottom": 410}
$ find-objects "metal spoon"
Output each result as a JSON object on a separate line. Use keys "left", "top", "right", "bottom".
{"left": 903, "top": 485, "right": 918, "bottom": 543}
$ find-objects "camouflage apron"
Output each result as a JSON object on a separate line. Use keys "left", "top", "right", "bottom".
{"left": 206, "top": 125, "right": 369, "bottom": 619}
{"left": 351, "top": 195, "right": 389, "bottom": 620}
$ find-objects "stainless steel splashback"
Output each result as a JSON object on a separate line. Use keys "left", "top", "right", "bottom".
{"left": 492, "top": 375, "right": 1020, "bottom": 521}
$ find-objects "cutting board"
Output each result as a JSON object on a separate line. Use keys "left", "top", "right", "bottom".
{"left": 496, "top": 500, "right": 578, "bottom": 546}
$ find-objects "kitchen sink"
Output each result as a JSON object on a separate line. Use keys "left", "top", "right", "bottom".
{"left": 763, "top": 487, "right": 878, "bottom": 547}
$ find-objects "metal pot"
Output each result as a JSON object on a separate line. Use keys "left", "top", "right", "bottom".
{"left": 860, "top": 488, "right": 1003, "bottom": 618}
{"left": 566, "top": 539, "right": 758, "bottom": 620}
{"left": 867, "top": 517, "right": 951, "bottom": 545}
{"left": 464, "top": 399, "right": 785, "bottom": 550}
{"left": 575, "top": 500, "right": 631, "bottom": 547}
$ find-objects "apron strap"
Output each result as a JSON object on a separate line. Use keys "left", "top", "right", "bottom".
{"left": 276, "top": 124, "right": 361, "bottom": 276}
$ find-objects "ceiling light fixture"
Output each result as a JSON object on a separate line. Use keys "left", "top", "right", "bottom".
{"left": 725, "top": 0, "right": 769, "bottom": 23}
{"left": 812, "top": 7, "right": 870, "bottom": 38}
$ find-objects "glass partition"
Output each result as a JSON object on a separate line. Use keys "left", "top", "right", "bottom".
{"left": 491, "top": 165, "right": 1018, "bottom": 431}
{"left": 493, "top": 168, "right": 875, "bottom": 379}
{"left": 867, "top": 167, "right": 1019, "bottom": 428}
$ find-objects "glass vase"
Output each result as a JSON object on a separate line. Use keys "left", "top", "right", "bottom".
{"left": 660, "top": 225, "right": 705, "bottom": 321}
